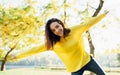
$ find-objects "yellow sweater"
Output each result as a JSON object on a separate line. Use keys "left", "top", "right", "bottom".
{"left": 16, "top": 13, "right": 106, "bottom": 72}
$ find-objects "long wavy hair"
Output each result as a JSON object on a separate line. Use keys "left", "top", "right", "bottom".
{"left": 45, "top": 18, "right": 71, "bottom": 50}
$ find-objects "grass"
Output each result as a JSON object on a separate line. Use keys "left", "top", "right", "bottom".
{"left": 0, "top": 68, "right": 120, "bottom": 75}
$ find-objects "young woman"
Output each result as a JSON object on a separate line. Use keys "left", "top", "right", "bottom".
{"left": 12, "top": 12, "right": 108, "bottom": 75}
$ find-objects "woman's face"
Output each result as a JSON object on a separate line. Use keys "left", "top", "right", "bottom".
{"left": 50, "top": 22, "right": 64, "bottom": 37}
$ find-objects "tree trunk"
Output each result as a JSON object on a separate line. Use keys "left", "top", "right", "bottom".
{"left": 63, "top": 0, "right": 67, "bottom": 24}
{"left": 87, "top": 0, "right": 104, "bottom": 75}
{"left": 1, "top": 48, "right": 14, "bottom": 71}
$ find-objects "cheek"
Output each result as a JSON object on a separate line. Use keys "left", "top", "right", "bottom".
{"left": 53, "top": 32, "right": 56, "bottom": 35}
{"left": 61, "top": 27, "right": 64, "bottom": 31}
{"left": 51, "top": 30, "right": 56, "bottom": 35}
{"left": 61, "top": 26, "right": 64, "bottom": 30}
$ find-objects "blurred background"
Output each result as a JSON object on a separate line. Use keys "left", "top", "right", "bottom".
{"left": 0, "top": 0, "right": 120, "bottom": 75}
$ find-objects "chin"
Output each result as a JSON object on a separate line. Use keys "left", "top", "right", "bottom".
{"left": 60, "top": 35, "right": 64, "bottom": 37}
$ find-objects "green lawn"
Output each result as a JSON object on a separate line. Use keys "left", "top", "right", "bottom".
{"left": 0, "top": 68, "right": 120, "bottom": 75}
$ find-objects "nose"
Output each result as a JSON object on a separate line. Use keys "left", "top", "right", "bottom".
{"left": 55, "top": 29, "right": 60, "bottom": 33}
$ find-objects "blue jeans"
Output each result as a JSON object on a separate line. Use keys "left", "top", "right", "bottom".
{"left": 71, "top": 56, "right": 106, "bottom": 75}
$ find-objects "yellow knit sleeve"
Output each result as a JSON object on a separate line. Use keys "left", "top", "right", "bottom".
{"left": 71, "top": 13, "right": 106, "bottom": 34}
{"left": 16, "top": 43, "right": 47, "bottom": 60}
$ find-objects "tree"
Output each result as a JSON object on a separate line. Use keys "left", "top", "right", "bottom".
{"left": 86, "top": 0, "right": 104, "bottom": 74}
{"left": 86, "top": 0, "right": 104, "bottom": 56}
{"left": 0, "top": 4, "right": 43, "bottom": 71}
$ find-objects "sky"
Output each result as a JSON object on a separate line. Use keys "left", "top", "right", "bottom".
{"left": 0, "top": 0, "right": 120, "bottom": 54}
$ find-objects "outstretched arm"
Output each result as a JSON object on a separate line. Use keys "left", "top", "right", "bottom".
{"left": 71, "top": 12, "right": 107, "bottom": 34}
{"left": 15, "top": 43, "right": 47, "bottom": 60}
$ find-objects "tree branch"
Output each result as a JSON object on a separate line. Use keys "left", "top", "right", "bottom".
{"left": 92, "top": 0, "right": 104, "bottom": 17}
